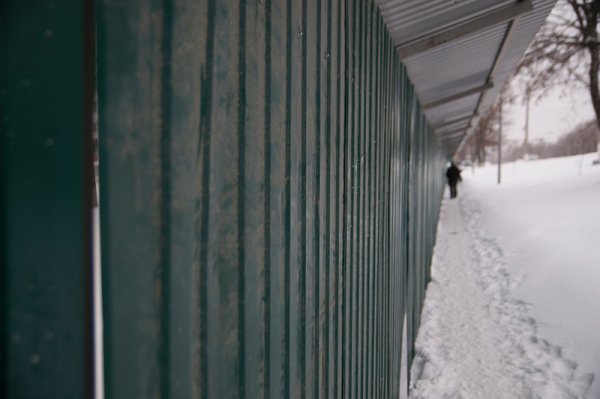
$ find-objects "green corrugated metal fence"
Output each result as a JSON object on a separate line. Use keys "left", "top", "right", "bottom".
{"left": 97, "top": 0, "right": 445, "bottom": 397}
{"left": 1, "top": 1, "right": 95, "bottom": 398}
{"left": 2, "top": 0, "right": 445, "bottom": 397}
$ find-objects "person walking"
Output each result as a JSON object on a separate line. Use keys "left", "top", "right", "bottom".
{"left": 446, "top": 161, "right": 462, "bottom": 199}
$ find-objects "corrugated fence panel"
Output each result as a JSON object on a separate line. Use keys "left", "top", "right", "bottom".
{"left": 405, "top": 91, "right": 445, "bottom": 379}
{"left": 97, "top": 0, "right": 445, "bottom": 397}
{"left": 1, "top": 1, "right": 94, "bottom": 398}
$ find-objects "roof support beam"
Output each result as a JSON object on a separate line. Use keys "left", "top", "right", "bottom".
{"left": 463, "top": 15, "right": 521, "bottom": 156}
{"left": 490, "top": 17, "right": 519, "bottom": 80}
{"left": 423, "top": 81, "right": 493, "bottom": 110}
{"left": 444, "top": 134, "right": 463, "bottom": 141}
{"left": 445, "top": 144, "right": 462, "bottom": 154}
{"left": 396, "top": 0, "right": 533, "bottom": 59}
{"left": 442, "top": 139, "right": 463, "bottom": 152}
{"left": 439, "top": 127, "right": 467, "bottom": 139}
{"left": 442, "top": 142, "right": 463, "bottom": 152}
{"left": 440, "top": 132, "right": 466, "bottom": 143}
{"left": 433, "top": 113, "right": 477, "bottom": 129}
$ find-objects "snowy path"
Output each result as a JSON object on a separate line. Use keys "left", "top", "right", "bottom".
{"left": 409, "top": 186, "right": 594, "bottom": 398}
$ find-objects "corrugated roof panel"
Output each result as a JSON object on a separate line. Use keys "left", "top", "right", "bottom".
{"left": 473, "top": 0, "right": 556, "bottom": 143}
{"left": 405, "top": 24, "right": 507, "bottom": 102}
{"left": 379, "top": 0, "right": 515, "bottom": 45}
{"left": 405, "top": 22, "right": 507, "bottom": 67}
{"left": 426, "top": 92, "right": 481, "bottom": 124}
{"left": 437, "top": 121, "right": 471, "bottom": 137}
{"left": 419, "top": 72, "right": 488, "bottom": 104}
{"left": 493, "top": 0, "right": 556, "bottom": 77}
{"left": 373, "top": 0, "right": 557, "bottom": 156}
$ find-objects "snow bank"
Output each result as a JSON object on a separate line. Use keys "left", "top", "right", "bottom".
{"left": 467, "top": 153, "right": 600, "bottom": 397}
{"left": 409, "top": 155, "right": 599, "bottom": 398}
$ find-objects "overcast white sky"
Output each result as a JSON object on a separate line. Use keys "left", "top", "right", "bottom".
{"left": 503, "top": 84, "right": 596, "bottom": 144}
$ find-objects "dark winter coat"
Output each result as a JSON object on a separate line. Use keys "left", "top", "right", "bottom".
{"left": 446, "top": 164, "right": 462, "bottom": 186}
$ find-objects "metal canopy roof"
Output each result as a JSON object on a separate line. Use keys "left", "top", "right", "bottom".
{"left": 375, "top": 0, "right": 556, "bottom": 156}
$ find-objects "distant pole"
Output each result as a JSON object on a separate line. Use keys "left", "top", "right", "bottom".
{"left": 524, "top": 87, "right": 530, "bottom": 160}
{"left": 498, "top": 99, "right": 502, "bottom": 185}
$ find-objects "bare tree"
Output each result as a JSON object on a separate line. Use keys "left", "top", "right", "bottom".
{"left": 517, "top": 0, "right": 600, "bottom": 160}
{"left": 465, "top": 101, "right": 501, "bottom": 164}
{"left": 462, "top": 84, "right": 514, "bottom": 165}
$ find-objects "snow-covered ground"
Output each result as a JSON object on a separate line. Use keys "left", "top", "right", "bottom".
{"left": 409, "top": 153, "right": 600, "bottom": 398}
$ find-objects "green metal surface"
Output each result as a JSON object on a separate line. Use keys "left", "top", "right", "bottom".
{"left": 0, "top": 1, "right": 94, "bottom": 398}
{"left": 405, "top": 98, "right": 446, "bottom": 375}
{"left": 96, "top": 0, "right": 445, "bottom": 397}
{"left": 0, "top": 0, "right": 485, "bottom": 397}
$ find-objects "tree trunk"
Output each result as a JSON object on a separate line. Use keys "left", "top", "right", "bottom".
{"left": 586, "top": 20, "right": 600, "bottom": 160}
{"left": 588, "top": 50, "right": 600, "bottom": 159}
